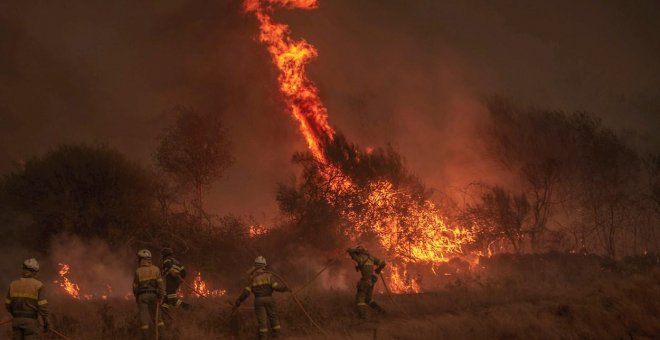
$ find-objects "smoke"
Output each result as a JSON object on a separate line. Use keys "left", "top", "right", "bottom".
{"left": 1, "top": 0, "right": 659, "bottom": 223}
{"left": 48, "top": 235, "right": 134, "bottom": 300}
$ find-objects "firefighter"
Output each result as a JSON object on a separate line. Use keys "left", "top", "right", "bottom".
{"left": 347, "top": 245, "right": 386, "bottom": 319}
{"left": 133, "top": 249, "right": 165, "bottom": 340}
{"left": 234, "top": 256, "right": 290, "bottom": 339}
{"left": 160, "top": 247, "right": 191, "bottom": 310}
{"left": 5, "top": 258, "right": 50, "bottom": 340}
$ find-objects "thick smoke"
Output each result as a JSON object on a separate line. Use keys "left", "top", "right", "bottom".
{"left": 1, "top": 0, "right": 659, "bottom": 222}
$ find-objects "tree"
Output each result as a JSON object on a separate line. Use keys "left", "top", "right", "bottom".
{"left": 462, "top": 186, "right": 530, "bottom": 254}
{"left": 1, "top": 144, "right": 157, "bottom": 250}
{"left": 155, "top": 107, "right": 233, "bottom": 222}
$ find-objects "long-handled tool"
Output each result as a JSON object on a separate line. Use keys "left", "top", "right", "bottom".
{"left": 379, "top": 273, "right": 411, "bottom": 318}
{"left": 50, "top": 328, "right": 74, "bottom": 340}
{"left": 1, "top": 319, "right": 73, "bottom": 340}
{"left": 155, "top": 301, "right": 161, "bottom": 340}
{"left": 268, "top": 270, "right": 329, "bottom": 338}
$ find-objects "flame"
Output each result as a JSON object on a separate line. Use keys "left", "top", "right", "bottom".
{"left": 248, "top": 224, "right": 268, "bottom": 237}
{"left": 244, "top": 0, "right": 334, "bottom": 162}
{"left": 245, "top": 0, "right": 474, "bottom": 292}
{"left": 387, "top": 263, "right": 421, "bottom": 294}
{"left": 54, "top": 263, "right": 81, "bottom": 299}
{"left": 54, "top": 263, "right": 128, "bottom": 300}
{"left": 192, "top": 272, "right": 226, "bottom": 297}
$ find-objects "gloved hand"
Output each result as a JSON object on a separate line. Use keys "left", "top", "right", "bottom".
{"left": 284, "top": 286, "right": 292, "bottom": 292}
{"left": 234, "top": 300, "right": 241, "bottom": 308}
{"left": 42, "top": 323, "right": 49, "bottom": 333}
{"left": 375, "top": 263, "right": 386, "bottom": 274}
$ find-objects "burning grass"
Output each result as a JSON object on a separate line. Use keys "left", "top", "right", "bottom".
{"left": 4, "top": 254, "right": 658, "bottom": 339}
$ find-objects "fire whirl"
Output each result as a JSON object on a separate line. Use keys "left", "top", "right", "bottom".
{"left": 244, "top": 0, "right": 474, "bottom": 293}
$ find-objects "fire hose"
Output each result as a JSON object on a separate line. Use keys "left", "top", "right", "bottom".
{"left": 267, "top": 270, "right": 329, "bottom": 338}
{"left": 294, "top": 251, "right": 344, "bottom": 295}
{"left": 0, "top": 318, "right": 73, "bottom": 340}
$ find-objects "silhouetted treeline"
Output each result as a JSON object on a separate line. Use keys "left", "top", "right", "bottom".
{"left": 462, "top": 98, "right": 660, "bottom": 257}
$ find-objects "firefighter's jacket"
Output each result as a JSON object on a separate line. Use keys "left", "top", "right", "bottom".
{"left": 5, "top": 276, "right": 49, "bottom": 322}
{"left": 236, "top": 268, "right": 287, "bottom": 304}
{"left": 161, "top": 256, "right": 186, "bottom": 292}
{"left": 350, "top": 251, "right": 386, "bottom": 282}
{"left": 133, "top": 260, "right": 165, "bottom": 298}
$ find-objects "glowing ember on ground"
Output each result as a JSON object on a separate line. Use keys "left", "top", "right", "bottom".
{"left": 245, "top": 0, "right": 474, "bottom": 292}
{"left": 191, "top": 272, "right": 226, "bottom": 297}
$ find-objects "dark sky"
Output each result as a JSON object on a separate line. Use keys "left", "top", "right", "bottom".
{"left": 1, "top": 0, "right": 659, "bottom": 221}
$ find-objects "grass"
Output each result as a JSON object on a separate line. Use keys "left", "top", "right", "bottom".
{"left": 3, "top": 254, "right": 659, "bottom": 339}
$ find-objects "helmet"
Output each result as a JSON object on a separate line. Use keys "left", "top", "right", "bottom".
{"left": 254, "top": 256, "right": 267, "bottom": 267}
{"left": 161, "top": 247, "right": 174, "bottom": 257}
{"left": 23, "top": 258, "right": 39, "bottom": 272}
{"left": 347, "top": 245, "right": 366, "bottom": 254}
{"left": 137, "top": 249, "right": 152, "bottom": 259}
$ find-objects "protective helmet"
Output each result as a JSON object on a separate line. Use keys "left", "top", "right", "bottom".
{"left": 161, "top": 247, "right": 174, "bottom": 257}
{"left": 254, "top": 256, "right": 267, "bottom": 267}
{"left": 347, "top": 245, "right": 366, "bottom": 254}
{"left": 22, "top": 258, "right": 40, "bottom": 272}
{"left": 137, "top": 249, "right": 152, "bottom": 259}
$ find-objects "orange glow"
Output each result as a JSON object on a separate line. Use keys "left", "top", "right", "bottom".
{"left": 54, "top": 264, "right": 126, "bottom": 300}
{"left": 387, "top": 263, "right": 421, "bottom": 294}
{"left": 191, "top": 272, "right": 227, "bottom": 297}
{"left": 54, "top": 263, "right": 81, "bottom": 299}
{"left": 248, "top": 224, "right": 268, "bottom": 237}
{"left": 244, "top": 0, "right": 334, "bottom": 162}
{"left": 245, "top": 0, "right": 474, "bottom": 292}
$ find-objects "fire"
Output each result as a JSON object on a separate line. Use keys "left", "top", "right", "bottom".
{"left": 55, "top": 263, "right": 81, "bottom": 299}
{"left": 248, "top": 224, "right": 268, "bottom": 237}
{"left": 191, "top": 272, "right": 226, "bottom": 297}
{"left": 388, "top": 263, "right": 421, "bottom": 294}
{"left": 244, "top": 0, "right": 334, "bottom": 162}
{"left": 54, "top": 263, "right": 127, "bottom": 300}
{"left": 244, "top": 0, "right": 474, "bottom": 292}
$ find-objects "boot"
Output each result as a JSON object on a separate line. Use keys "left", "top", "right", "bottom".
{"left": 357, "top": 305, "right": 368, "bottom": 319}
{"left": 369, "top": 301, "right": 386, "bottom": 314}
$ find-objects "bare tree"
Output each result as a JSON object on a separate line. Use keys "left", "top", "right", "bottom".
{"left": 155, "top": 107, "right": 233, "bottom": 223}
{"left": 462, "top": 185, "right": 531, "bottom": 254}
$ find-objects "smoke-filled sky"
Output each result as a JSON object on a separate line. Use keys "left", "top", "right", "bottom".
{"left": 1, "top": 0, "right": 659, "bottom": 221}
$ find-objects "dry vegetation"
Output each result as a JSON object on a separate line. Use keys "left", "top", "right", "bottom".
{"left": 4, "top": 253, "right": 658, "bottom": 340}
